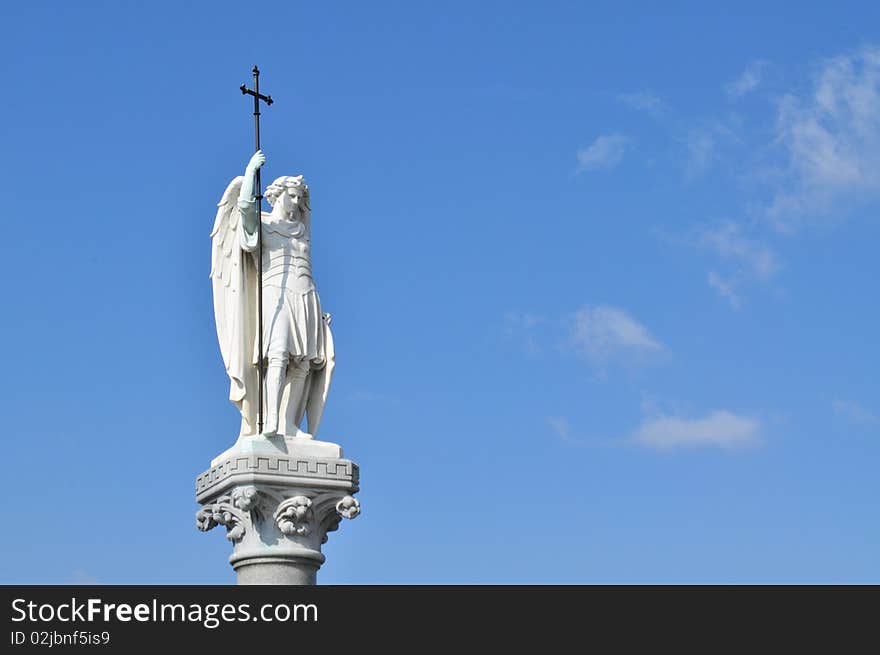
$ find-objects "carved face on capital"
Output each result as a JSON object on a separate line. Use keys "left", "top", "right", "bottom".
{"left": 265, "top": 175, "right": 310, "bottom": 216}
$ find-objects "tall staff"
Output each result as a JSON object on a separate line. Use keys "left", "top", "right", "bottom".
{"left": 240, "top": 66, "right": 273, "bottom": 433}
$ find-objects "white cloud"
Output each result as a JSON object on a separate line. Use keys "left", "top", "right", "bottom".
{"left": 697, "top": 221, "right": 779, "bottom": 280}
{"left": 631, "top": 410, "right": 762, "bottom": 450}
{"left": 833, "top": 399, "right": 880, "bottom": 425}
{"left": 685, "top": 129, "right": 717, "bottom": 179}
{"left": 570, "top": 305, "right": 664, "bottom": 365}
{"left": 769, "top": 46, "right": 880, "bottom": 231}
{"left": 503, "top": 311, "right": 547, "bottom": 356}
{"left": 575, "top": 134, "right": 629, "bottom": 174}
{"left": 707, "top": 271, "right": 742, "bottom": 310}
{"left": 506, "top": 306, "right": 664, "bottom": 369}
{"left": 683, "top": 121, "right": 742, "bottom": 180}
{"left": 726, "top": 61, "right": 766, "bottom": 98}
{"left": 617, "top": 91, "right": 665, "bottom": 114}
{"left": 653, "top": 47, "right": 880, "bottom": 307}
{"left": 549, "top": 406, "right": 764, "bottom": 451}
{"left": 546, "top": 416, "right": 572, "bottom": 441}
{"left": 71, "top": 569, "right": 100, "bottom": 585}
{"left": 668, "top": 221, "right": 779, "bottom": 308}
{"left": 504, "top": 312, "right": 545, "bottom": 330}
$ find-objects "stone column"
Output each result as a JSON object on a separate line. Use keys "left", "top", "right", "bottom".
{"left": 195, "top": 435, "right": 360, "bottom": 585}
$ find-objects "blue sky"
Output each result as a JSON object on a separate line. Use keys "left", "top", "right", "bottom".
{"left": 1, "top": 1, "right": 878, "bottom": 583}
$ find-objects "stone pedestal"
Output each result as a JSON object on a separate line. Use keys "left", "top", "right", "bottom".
{"left": 195, "top": 434, "right": 360, "bottom": 585}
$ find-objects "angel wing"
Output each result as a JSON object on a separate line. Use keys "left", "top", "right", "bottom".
{"left": 210, "top": 177, "right": 260, "bottom": 433}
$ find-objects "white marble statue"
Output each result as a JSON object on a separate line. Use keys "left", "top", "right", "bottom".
{"left": 210, "top": 151, "right": 334, "bottom": 439}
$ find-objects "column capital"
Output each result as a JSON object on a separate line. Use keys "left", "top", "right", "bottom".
{"left": 196, "top": 435, "right": 360, "bottom": 584}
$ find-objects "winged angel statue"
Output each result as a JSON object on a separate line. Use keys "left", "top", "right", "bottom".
{"left": 210, "top": 151, "right": 334, "bottom": 439}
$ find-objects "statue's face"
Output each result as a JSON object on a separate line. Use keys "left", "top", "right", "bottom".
{"left": 267, "top": 176, "right": 307, "bottom": 217}
{"left": 277, "top": 186, "right": 302, "bottom": 216}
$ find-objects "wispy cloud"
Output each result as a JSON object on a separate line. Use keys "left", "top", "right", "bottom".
{"left": 575, "top": 133, "right": 629, "bottom": 174}
{"left": 504, "top": 312, "right": 546, "bottom": 331}
{"left": 832, "top": 399, "right": 880, "bottom": 425}
{"left": 726, "top": 61, "right": 766, "bottom": 98}
{"left": 569, "top": 305, "right": 665, "bottom": 365}
{"left": 630, "top": 410, "right": 762, "bottom": 450}
{"left": 665, "top": 221, "right": 780, "bottom": 309}
{"left": 506, "top": 305, "right": 664, "bottom": 370}
{"left": 707, "top": 271, "right": 742, "bottom": 310}
{"left": 503, "top": 312, "right": 548, "bottom": 356}
{"left": 683, "top": 121, "right": 742, "bottom": 180}
{"left": 697, "top": 221, "right": 779, "bottom": 279}
{"left": 655, "top": 48, "right": 880, "bottom": 306}
{"left": 617, "top": 91, "right": 666, "bottom": 114}
{"left": 685, "top": 128, "right": 718, "bottom": 179}
{"left": 769, "top": 46, "right": 880, "bottom": 231}
{"left": 546, "top": 416, "right": 572, "bottom": 441}
{"left": 71, "top": 569, "right": 100, "bottom": 585}
{"left": 549, "top": 406, "right": 763, "bottom": 452}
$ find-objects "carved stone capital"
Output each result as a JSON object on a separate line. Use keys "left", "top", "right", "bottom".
{"left": 196, "top": 494, "right": 250, "bottom": 543}
{"left": 196, "top": 437, "right": 360, "bottom": 585}
{"left": 275, "top": 496, "right": 313, "bottom": 536}
{"left": 336, "top": 495, "right": 361, "bottom": 519}
{"left": 231, "top": 485, "right": 260, "bottom": 512}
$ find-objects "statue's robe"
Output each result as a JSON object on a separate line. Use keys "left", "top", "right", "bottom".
{"left": 252, "top": 213, "right": 326, "bottom": 366}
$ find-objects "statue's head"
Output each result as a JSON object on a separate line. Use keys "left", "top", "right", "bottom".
{"left": 265, "top": 175, "right": 310, "bottom": 215}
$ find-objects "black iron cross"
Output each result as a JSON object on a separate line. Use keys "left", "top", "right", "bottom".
{"left": 240, "top": 65, "right": 274, "bottom": 148}
{"left": 240, "top": 65, "right": 273, "bottom": 434}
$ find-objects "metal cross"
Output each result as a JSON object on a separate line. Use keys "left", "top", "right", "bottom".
{"left": 240, "top": 65, "right": 273, "bottom": 434}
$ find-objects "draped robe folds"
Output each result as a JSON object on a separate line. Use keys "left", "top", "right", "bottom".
{"left": 210, "top": 177, "right": 335, "bottom": 438}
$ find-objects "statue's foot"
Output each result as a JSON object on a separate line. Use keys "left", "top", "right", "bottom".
{"left": 262, "top": 417, "right": 279, "bottom": 438}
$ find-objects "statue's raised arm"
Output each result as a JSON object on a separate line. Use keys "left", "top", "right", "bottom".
{"left": 237, "top": 150, "right": 265, "bottom": 239}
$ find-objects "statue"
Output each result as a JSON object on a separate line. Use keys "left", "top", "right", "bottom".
{"left": 210, "top": 150, "right": 334, "bottom": 439}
